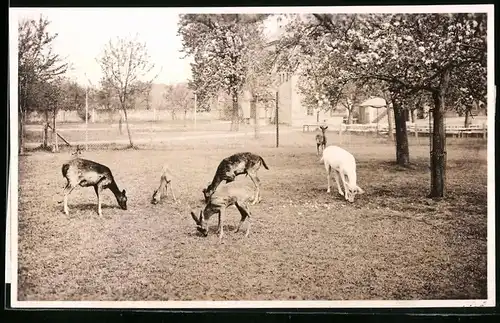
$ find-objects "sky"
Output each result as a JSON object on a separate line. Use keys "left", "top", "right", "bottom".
{"left": 11, "top": 8, "right": 282, "bottom": 87}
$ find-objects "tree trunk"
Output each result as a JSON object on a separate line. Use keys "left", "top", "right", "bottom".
{"left": 386, "top": 105, "right": 394, "bottom": 141}
{"left": 253, "top": 98, "right": 259, "bottom": 139}
{"left": 43, "top": 110, "right": 49, "bottom": 149}
{"left": 230, "top": 90, "right": 239, "bottom": 132}
{"left": 464, "top": 106, "right": 472, "bottom": 128}
{"left": 410, "top": 109, "right": 416, "bottom": 123}
{"left": 393, "top": 99, "right": 410, "bottom": 167}
{"left": 122, "top": 107, "right": 135, "bottom": 148}
{"left": 19, "top": 107, "right": 25, "bottom": 155}
{"left": 429, "top": 71, "right": 450, "bottom": 198}
{"left": 118, "top": 115, "right": 123, "bottom": 135}
{"left": 52, "top": 110, "right": 59, "bottom": 152}
{"left": 347, "top": 107, "right": 353, "bottom": 124}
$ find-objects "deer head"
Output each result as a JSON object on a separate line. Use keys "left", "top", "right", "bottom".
{"left": 151, "top": 189, "right": 160, "bottom": 205}
{"left": 345, "top": 184, "right": 364, "bottom": 203}
{"left": 116, "top": 189, "right": 127, "bottom": 210}
{"left": 319, "top": 125, "right": 328, "bottom": 133}
{"left": 190, "top": 210, "right": 208, "bottom": 236}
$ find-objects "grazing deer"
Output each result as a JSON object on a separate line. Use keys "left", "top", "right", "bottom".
{"left": 202, "top": 152, "right": 269, "bottom": 205}
{"left": 315, "top": 125, "right": 328, "bottom": 156}
{"left": 61, "top": 158, "right": 127, "bottom": 216}
{"left": 151, "top": 164, "right": 177, "bottom": 204}
{"left": 191, "top": 184, "right": 254, "bottom": 242}
{"left": 320, "top": 145, "right": 364, "bottom": 203}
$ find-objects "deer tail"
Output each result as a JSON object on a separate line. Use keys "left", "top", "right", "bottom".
{"left": 260, "top": 156, "right": 269, "bottom": 170}
{"left": 62, "top": 163, "right": 70, "bottom": 178}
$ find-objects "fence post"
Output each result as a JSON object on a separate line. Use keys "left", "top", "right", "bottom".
{"left": 339, "top": 123, "right": 343, "bottom": 144}
{"left": 414, "top": 123, "right": 418, "bottom": 138}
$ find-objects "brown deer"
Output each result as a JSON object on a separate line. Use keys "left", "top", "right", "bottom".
{"left": 151, "top": 164, "right": 177, "bottom": 204}
{"left": 192, "top": 183, "right": 254, "bottom": 242}
{"left": 61, "top": 158, "right": 127, "bottom": 216}
{"left": 202, "top": 152, "right": 269, "bottom": 205}
{"left": 315, "top": 125, "right": 328, "bottom": 156}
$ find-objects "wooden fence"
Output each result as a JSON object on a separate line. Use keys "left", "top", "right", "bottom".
{"left": 304, "top": 122, "right": 488, "bottom": 139}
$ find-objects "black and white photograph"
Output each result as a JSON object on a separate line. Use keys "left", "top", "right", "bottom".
{"left": 8, "top": 5, "right": 494, "bottom": 308}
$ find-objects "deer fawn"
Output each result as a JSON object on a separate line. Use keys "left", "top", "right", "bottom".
{"left": 315, "top": 126, "right": 328, "bottom": 156}
{"left": 192, "top": 184, "right": 254, "bottom": 242}
{"left": 61, "top": 158, "right": 127, "bottom": 216}
{"left": 203, "top": 152, "right": 269, "bottom": 205}
{"left": 151, "top": 164, "right": 177, "bottom": 204}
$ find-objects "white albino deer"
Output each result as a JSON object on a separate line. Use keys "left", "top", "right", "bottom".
{"left": 61, "top": 158, "right": 128, "bottom": 216}
{"left": 320, "top": 145, "right": 364, "bottom": 203}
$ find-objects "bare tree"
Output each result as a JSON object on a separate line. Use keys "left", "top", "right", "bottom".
{"left": 163, "top": 83, "right": 194, "bottom": 126}
{"left": 18, "top": 15, "right": 68, "bottom": 154}
{"left": 97, "top": 35, "right": 157, "bottom": 148}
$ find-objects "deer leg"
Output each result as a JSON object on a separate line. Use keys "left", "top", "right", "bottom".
{"left": 247, "top": 172, "right": 261, "bottom": 205}
{"left": 158, "top": 176, "right": 166, "bottom": 201}
{"left": 215, "top": 209, "right": 222, "bottom": 234}
{"left": 317, "top": 144, "right": 320, "bottom": 156}
{"left": 326, "top": 165, "right": 332, "bottom": 193}
{"left": 332, "top": 170, "right": 344, "bottom": 196}
{"left": 93, "top": 185, "right": 103, "bottom": 216}
{"left": 63, "top": 183, "right": 77, "bottom": 215}
{"left": 339, "top": 172, "right": 349, "bottom": 201}
{"left": 168, "top": 181, "right": 177, "bottom": 202}
{"left": 218, "top": 209, "right": 225, "bottom": 242}
{"left": 235, "top": 202, "right": 251, "bottom": 236}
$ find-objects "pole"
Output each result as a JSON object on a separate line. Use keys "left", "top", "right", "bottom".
{"left": 194, "top": 92, "right": 197, "bottom": 130}
{"left": 85, "top": 87, "right": 89, "bottom": 151}
{"left": 276, "top": 91, "right": 279, "bottom": 148}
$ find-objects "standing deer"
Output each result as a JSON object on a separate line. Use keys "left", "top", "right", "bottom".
{"left": 61, "top": 158, "right": 128, "bottom": 216}
{"left": 315, "top": 125, "right": 328, "bottom": 156}
{"left": 202, "top": 152, "right": 269, "bottom": 205}
{"left": 192, "top": 183, "right": 254, "bottom": 242}
{"left": 151, "top": 164, "right": 177, "bottom": 204}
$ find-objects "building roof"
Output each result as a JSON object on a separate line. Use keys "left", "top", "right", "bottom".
{"left": 359, "top": 97, "right": 387, "bottom": 108}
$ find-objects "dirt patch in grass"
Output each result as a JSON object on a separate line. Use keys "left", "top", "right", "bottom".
{"left": 16, "top": 131, "right": 488, "bottom": 301}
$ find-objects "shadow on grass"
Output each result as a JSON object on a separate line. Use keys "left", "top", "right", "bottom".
{"left": 358, "top": 159, "right": 430, "bottom": 174}
{"left": 72, "top": 203, "right": 121, "bottom": 212}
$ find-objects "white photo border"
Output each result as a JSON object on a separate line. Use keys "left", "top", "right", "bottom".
{"left": 8, "top": 4, "right": 496, "bottom": 309}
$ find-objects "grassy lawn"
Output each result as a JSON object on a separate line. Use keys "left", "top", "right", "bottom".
{"left": 16, "top": 131, "right": 488, "bottom": 301}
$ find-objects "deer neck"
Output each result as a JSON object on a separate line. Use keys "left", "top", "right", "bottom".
{"left": 108, "top": 180, "right": 122, "bottom": 198}
{"left": 207, "top": 177, "right": 223, "bottom": 194}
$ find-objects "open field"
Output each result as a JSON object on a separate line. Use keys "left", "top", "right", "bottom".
{"left": 16, "top": 130, "right": 488, "bottom": 301}
{"left": 23, "top": 115, "right": 488, "bottom": 148}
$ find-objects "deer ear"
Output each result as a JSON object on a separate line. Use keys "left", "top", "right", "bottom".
{"left": 122, "top": 189, "right": 126, "bottom": 195}
{"left": 199, "top": 210, "right": 203, "bottom": 221}
{"left": 357, "top": 186, "right": 364, "bottom": 194}
{"left": 325, "top": 126, "right": 328, "bottom": 130}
